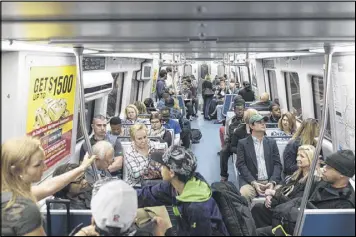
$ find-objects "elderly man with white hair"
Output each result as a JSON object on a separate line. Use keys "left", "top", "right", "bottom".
{"left": 85, "top": 140, "right": 115, "bottom": 184}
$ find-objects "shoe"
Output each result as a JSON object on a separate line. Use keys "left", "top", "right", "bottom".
{"left": 214, "top": 120, "right": 223, "bottom": 124}
{"left": 217, "top": 151, "right": 220, "bottom": 156}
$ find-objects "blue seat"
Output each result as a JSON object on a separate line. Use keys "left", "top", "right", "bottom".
{"left": 299, "top": 209, "right": 355, "bottom": 236}
{"left": 222, "top": 94, "right": 237, "bottom": 117}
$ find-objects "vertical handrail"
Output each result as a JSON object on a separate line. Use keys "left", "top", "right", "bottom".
{"left": 73, "top": 46, "right": 100, "bottom": 182}
{"left": 293, "top": 44, "right": 334, "bottom": 236}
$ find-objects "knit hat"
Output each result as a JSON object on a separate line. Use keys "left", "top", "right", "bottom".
{"left": 324, "top": 150, "right": 355, "bottom": 177}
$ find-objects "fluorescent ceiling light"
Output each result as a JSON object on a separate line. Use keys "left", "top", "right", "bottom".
{"left": 252, "top": 52, "right": 316, "bottom": 59}
{"left": 1, "top": 40, "right": 98, "bottom": 54}
{"left": 309, "top": 45, "right": 355, "bottom": 53}
{"left": 94, "top": 53, "right": 156, "bottom": 59}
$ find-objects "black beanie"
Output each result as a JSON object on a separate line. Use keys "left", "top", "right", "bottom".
{"left": 324, "top": 150, "right": 355, "bottom": 178}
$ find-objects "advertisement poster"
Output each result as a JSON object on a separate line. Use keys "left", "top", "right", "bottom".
{"left": 26, "top": 65, "right": 77, "bottom": 169}
{"left": 151, "top": 68, "right": 158, "bottom": 93}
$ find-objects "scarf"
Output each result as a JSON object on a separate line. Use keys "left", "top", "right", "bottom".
{"left": 149, "top": 126, "right": 166, "bottom": 139}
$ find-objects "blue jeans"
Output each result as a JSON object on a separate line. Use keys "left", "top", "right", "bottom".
{"left": 216, "top": 105, "right": 224, "bottom": 121}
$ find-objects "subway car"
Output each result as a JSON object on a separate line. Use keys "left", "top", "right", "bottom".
{"left": 1, "top": 1, "right": 355, "bottom": 236}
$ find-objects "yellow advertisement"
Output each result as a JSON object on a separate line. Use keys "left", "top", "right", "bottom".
{"left": 26, "top": 65, "right": 77, "bottom": 169}
{"left": 151, "top": 68, "right": 158, "bottom": 93}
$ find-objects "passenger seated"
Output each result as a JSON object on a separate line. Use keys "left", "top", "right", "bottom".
{"left": 251, "top": 145, "right": 320, "bottom": 228}
{"left": 144, "top": 98, "right": 157, "bottom": 113}
{"left": 122, "top": 104, "right": 148, "bottom": 125}
{"left": 219, "top": 99, "right": 245, "bottom": 181}
{"left": 180, "top": 82, "right": 195, "bottom": 120}
{"left": 257, "top": 149, "right": 355, "bottom": 236}
{"left": 186, "top": 79, "right": 199, "bottom": 117}
{"left": 229, "top": 108, "right": 259, "bottom": 155}
{"left": 160, "top": 107, "right": 182, "bottom": 146}
{"left": 251, "top": 92, "right": 272, "bottom": 109}
{"left": 283, "top": 118, "right": 321, "bottom": 176}
{"left": 52, "top": 163, "right": 92, "bottom": 210}
{"left": 85, "top": 140, "right": 116, "bottom": 184}
{"left": 164, "top": 97, "right": 182, "bottom": 120}
{"left": 1, "top": 136, "right": 95, "bottom": 236}
{"left": 229, "top": 79, "right": 240, "bottom": 94}
{"left": 268, "top": 102, "right": 281, "bottom": 123}
{"left": 81, "top": 179, "right": 171, "bottom": 236}
{"left": 148, "top": 113, "right": 173, "bottom": 147}
{"left": 107, "top": 116, "right": 124, "bottom": 142}
{"left": 80, "top": 115, "right": 124, "bottom": 178}
{"left": 124, "top": 124, "right": 163, "bottom": 186}
{"left": 236, "top": 114, "right": 282, "bottom": 202}
{"left": 273, "top": 112, "right": 297, "bottom": 136}
{"left": 238, "top": 81, "right": 255, "bottom": 102}
{"left": 137, "top": 146, "right": 229, "bottom": 236}
{"left": 157, "top": 92, "right": 170, "bottom": 110}
{"left": 134, "top": 101, "right": 148, "bottom": 117}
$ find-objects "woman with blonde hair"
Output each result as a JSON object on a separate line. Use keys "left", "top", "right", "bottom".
{"left": 251, "top": 145, "right": 321, "bottom": 229}
{"left": 283, "top": 118, "right": 321, "bottom": 176}
{"left": 124, "top": 124, "right": 164, "bottom": 186}
{"left": 1, "top": 136, "right": 96, "bottom": 236}
{"left": 276, "top": 112, "right": 297, "bottom": 136}
{"left": 122, "top": 104, "right": 149, "bottom": 136}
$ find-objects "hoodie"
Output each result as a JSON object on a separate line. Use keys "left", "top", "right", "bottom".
{"left": 137, "top": 173, "right": 229, "bottom": 236}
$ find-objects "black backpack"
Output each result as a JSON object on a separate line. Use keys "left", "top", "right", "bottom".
{"left": 191, "top": 129, "right": 202, "bottom": 144}
{"left": 211, "top": 182, "right": 257, "bottom": 236}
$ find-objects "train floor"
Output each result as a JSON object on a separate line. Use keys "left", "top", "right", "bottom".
{"left": 190, "top": 112, "right": 238, "bottom": 187}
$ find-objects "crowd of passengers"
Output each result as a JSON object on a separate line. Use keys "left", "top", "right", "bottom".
{"left": 1, "top": 71, "right": 355, "bottom": 236}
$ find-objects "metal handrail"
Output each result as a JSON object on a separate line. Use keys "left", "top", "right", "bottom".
{"left": 73, "top": 47, "right": 99, "bottom": 181}
{"left": 294, "top": 44, "right": 334, "bottom": 236}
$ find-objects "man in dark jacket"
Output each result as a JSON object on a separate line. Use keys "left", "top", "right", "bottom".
{"left": 137, "top": 146, "right": 229, "bottom": 236}
{"left": 236, "top": 114, "right": 282, "bottom": 202}
{"left": 156, "top": 70, "right": 167, "bottom": 100}
{"left": 268, "top": 102, "right": 281, "bottom": 123}
{"left": 238, "top": 81, "right": 255, "bottom": 102}
{"left": 219, "top": 99, "right": 245, "bottom": 181}
{"left": 257, "top": 150, "right": 355, "bottom": 236}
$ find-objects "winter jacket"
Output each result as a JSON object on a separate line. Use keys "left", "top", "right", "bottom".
{"left": 136, "top": 173, "right": 229, "bottom": 236}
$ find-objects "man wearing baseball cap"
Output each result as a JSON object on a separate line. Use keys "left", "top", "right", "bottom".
{"left": 136, "top": 146, "right": 229, "bottom": 236}
{"left": 236, "top": 113, "right": 283, "bottom": 202}
{"left": 308, "top": 150, "right": 355, "bottom": 209}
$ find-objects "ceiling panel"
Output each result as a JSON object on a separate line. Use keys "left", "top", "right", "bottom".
{"left": 1, "top": 1, "right": 355, "bottom": 54}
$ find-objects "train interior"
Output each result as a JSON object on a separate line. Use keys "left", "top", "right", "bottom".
{"left": 1, "top": 1, "right": 355, "bottom": 236}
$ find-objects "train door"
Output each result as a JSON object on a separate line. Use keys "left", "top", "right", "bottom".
{"left": 266, "top": 70, "right": 278, "bottom": 101}
{"left": 184, "top": 64, "right": 192, "bottom": 76}
{"left": 106, "top": 72, "right": 124, "bottom": 118}
{"left": 200, "top": 63, "right": 209, "bottom": 79}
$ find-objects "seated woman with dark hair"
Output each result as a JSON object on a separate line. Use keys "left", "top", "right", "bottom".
{"left": 144, "top": 98, "right": 157, "bottom": 113}
{"left": 51, "top": 163, "right": 92, "bottom": 210}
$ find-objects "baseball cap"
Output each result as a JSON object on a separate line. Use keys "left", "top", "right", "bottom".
{"left": 249, "top": 114, "right": 269, "bottom": 124}
{"left": 150, "top": 146, "right": 197, "bottom": 176}
{"left": 324, "top": 150, "right": 355, "bottom": 178}
{"left": 160, "top": 107, "right": 171, "bottom": 119}
{"left": 91, "top": 180, "right": 138, "bottom": 233}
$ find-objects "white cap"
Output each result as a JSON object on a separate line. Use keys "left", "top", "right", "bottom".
{"left": 91, "top": 180, "right": 138, "bottom": 233}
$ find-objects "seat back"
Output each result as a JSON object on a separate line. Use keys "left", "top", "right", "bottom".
{"left": 222, "top": 94, "right": 237, "bottom": 116}
{"left": 41, "top": 209, "right": 92, "bottom": 236}
{"left": 299, "top": 209, "right": 355, "bottom": 236}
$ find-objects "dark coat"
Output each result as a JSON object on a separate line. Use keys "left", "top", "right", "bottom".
{"left": 236, "top": 135, "right": 282, "bottom": 184}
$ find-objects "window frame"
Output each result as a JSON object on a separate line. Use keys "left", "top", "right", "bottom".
{"left": 266, "top": 70, "right": 278, "bottom": 100}
{"left": 311, "top": 75, "right": 332, "bottom": 140}
{"left": 76, "top": 100, "right": 96, "bottom": 142}
{"left": 284, "top": 71, "right": 303, "bottom": 121}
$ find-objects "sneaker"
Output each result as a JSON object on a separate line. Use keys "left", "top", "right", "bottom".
{"left": 214, "top": 120, "right": 223, "bottom": 124}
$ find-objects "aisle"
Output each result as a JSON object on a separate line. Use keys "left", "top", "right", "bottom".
{"left": 190, "top": 114, "right": 238, "bottom": 187}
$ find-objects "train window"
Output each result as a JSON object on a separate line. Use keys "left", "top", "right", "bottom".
{"left": 267, "top": 70, "right": 278, "bottom": 101}
{"left": 201, "top": 64, "right": 209, "bottom": 79}
{"left": 106, "top": 73, "right": 122, "bottom": 119}
{"left": 217, "top": 65, "right": 225, "bottom": 77}
{"left": 76, "top": 101, "right": 95, "bottom": 142}
{"left": 312, "top": 76, "right": 332, "bottom": 139}
{"left": 184, "top": 65, "right": 192, "bottom": 76}
{"left": 239, "top": 66, "right": 249, "bottom": 84}
{"left": 284, "top": 72, "right": 302, "bottom": 120}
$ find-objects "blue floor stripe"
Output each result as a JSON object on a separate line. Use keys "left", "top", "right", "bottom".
{"left": 190, "top": 114, "right": 238, "bottom": 187}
